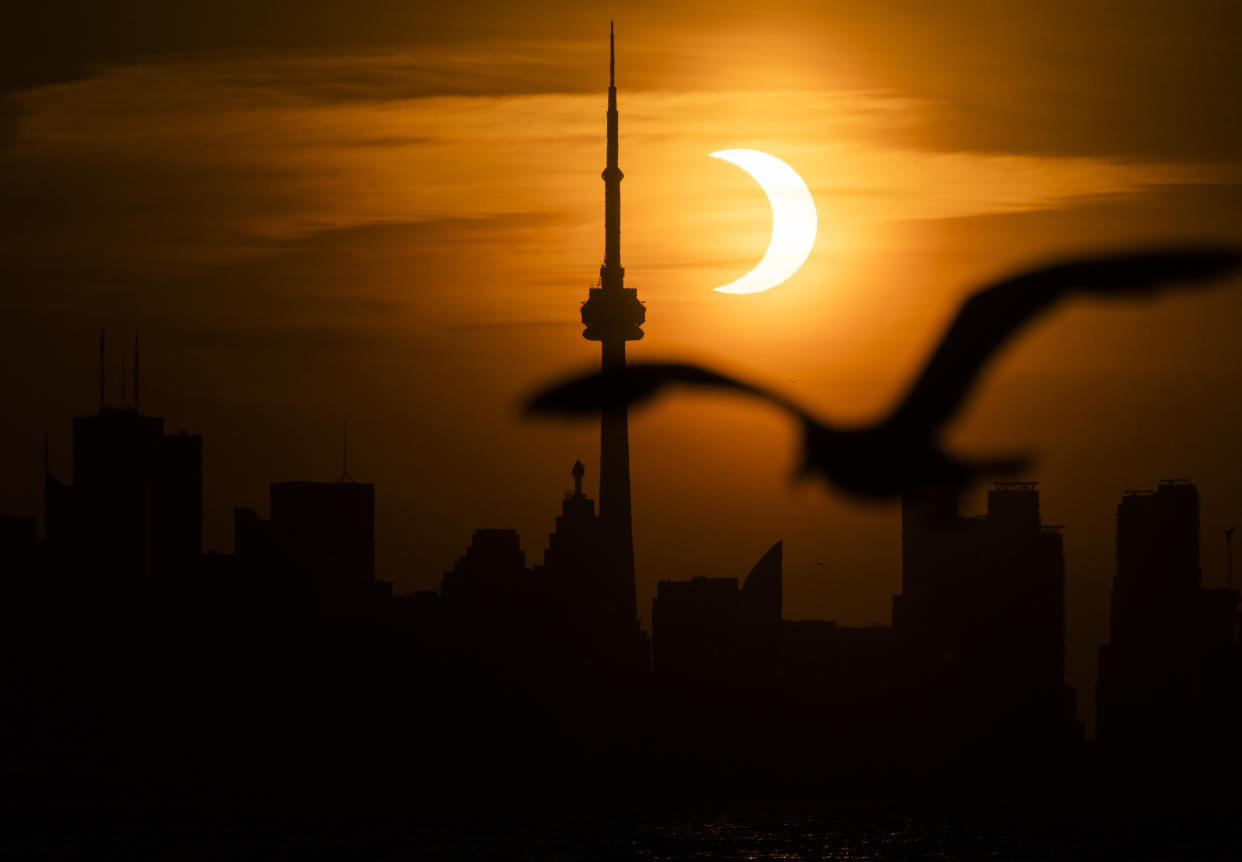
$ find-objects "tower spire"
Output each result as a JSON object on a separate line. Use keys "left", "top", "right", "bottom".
{"left": 339, "top": 418, "right": 354, "bottom": 482}
{"left": 602, "top": 21, "right": 623, "bottom": 282}
{"left": 133, "top": 333, "right": 140, "bottom": 413}
{"left": 99, "top": 329, "right": 105, "bottom": 412}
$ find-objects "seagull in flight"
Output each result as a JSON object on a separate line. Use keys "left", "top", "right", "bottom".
{"left": 526, "top": 247, "right": 1241, "bottom": 499}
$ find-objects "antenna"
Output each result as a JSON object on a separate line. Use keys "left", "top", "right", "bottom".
{"left": 120, "top": 357, "right": 126, "bottom": 407}
{"left": 43, "top": 432, "right": 49, "bottom": 474}
{"left": 339, "top": 418, "right": 353, "bottom": 482}
{"left": 99, "top": 329, "right": 105, "bottom": 411}
{"left": 610, "top": 21, "right": 615, "bottom": 87}
{"left": 1227, "top": 528, "right": 1235, "bottom": 590}
{"left": 133, "top": 333, "right": 140, "bottom": 413}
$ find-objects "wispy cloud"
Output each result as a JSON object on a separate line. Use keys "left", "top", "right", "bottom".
{"left": 8, "top": 50, "right": 1236, "bottom": 280}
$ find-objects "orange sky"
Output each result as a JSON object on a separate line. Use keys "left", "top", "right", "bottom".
{"left": 3, "top": 1, "right": 1242, "bottom": 732}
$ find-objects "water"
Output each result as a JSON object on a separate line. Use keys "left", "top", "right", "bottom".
{"left": 403, "top": 811, "right": 1241, "bottom": 861}
{"left": 10, "top": 807, "right": 1242, "bottom": 860}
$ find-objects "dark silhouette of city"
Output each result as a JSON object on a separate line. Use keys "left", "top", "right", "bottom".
{"left": 5, "top": 31, "right": 1242, "bottom": 824}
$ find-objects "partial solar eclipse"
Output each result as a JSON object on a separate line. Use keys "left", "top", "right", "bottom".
{"left": 710, "top": 149, "right": 818, "bottom": 295}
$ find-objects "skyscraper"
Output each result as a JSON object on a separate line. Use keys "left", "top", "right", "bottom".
{"left": 895, "top": 482, "right": 1078, "bottom": 746}
{"left": 45, "top": 332, "right": 202, "bottom": 615}
{"left": 1097, "top": 479, "right": 1205, "bottom": 751}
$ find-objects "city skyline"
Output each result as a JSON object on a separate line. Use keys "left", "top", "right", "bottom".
{"left": 8, "top": 17, "right": 1242, "bottom": 856}
{"left": 5, "top": 4, "right": 1242, "bottom": 746}
{"left": 17, "top": 314, "right": 1241, "bottom": 760}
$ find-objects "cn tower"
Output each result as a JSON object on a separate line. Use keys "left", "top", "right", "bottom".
{"left": 580, "top": 23, "right": 645, "bottom": 630}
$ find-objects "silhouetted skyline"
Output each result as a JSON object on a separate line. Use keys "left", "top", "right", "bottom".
{"left": 5, "top": 37, "right": 1242, "bottom": 796}
{"left": 5, "top": 21, "right": 1242, "bottom": 856}
{"left": 10, "top": 339, "right": 1242, "bottom": 805}
{"left": 6, "top": 13, "right": 1242, "bottom": 753}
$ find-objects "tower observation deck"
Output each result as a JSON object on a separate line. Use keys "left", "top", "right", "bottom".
{"left": 579, "top": 23, "right": 645, "bottom": 640}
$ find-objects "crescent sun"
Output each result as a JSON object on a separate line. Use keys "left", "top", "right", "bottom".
{"left": 710, "top": 149, "right": 818, "bottom": 295}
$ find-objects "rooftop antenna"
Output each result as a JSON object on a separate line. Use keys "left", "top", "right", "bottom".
{"left": 98, "top": 329, "right": 105, "bottom": 411}
{"left": 339, "top": 418, "right": 354, "bottom": 482}
{"left": 1227, "top": 528, "right": 1235, "bottom": 590}
{"left": 133, "top": 333, "right": 140, "bottom": 414}
{"left": 120, "top": 357, "right": 126, "bottom": 408}
{"left": 43, "top": 431, "right": 49, "bottom": 475}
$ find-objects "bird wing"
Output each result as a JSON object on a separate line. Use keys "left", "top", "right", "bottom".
{"left": 881, "top": 247, "right": 1242, "bottom": 438}
{"left": 525, "top": 362, "right": 807, "bottom": 421}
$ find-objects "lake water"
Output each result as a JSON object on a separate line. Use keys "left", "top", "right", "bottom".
{"left": 12, "top": 807, "right": 1242, "bottom": 860}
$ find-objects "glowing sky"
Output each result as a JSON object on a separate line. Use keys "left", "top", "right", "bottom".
{"left": 3, "top": 1, "right": 1242, "bottom": 733}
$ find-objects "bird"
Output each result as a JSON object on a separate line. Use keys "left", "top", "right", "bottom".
{"left": 525, "top": 247, "right": 1242, "bottom": 500}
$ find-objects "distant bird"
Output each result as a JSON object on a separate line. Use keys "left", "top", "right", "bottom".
{"left": 811, "top": 562, "right": 827, "bottom": 568}
{"left": 526, "top": 247, "right": 1242, "bottom": 499}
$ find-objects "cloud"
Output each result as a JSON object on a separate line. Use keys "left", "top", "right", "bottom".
{"left": 8, "top": 52, "right": 1236, "bottom": 279}
{"left": 6, "top": 1, "right": 1242, "bottom": 164}
{"left": 2, "top": 43, "right": 1239, "bottom": 358}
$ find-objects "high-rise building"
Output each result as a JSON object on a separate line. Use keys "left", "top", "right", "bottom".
{"left": 0, "top": 515, "right": 39, "bottom": 613}
{"left": 1096, "top": 479, "right": 1238, "bottom": 752}
{"left": 651, "top": 542, "right": 783, "bottom": 687}
{"left": 652, "top": 576, "right": 742, "bottom": 686}
{"left": 45, "top": 333, "right": 201, "bottom": 614}
{"left": 895, "top": 482, "right": 1078, "bottom": 745}
{"left": 441, "top": 527, "right": 528, "bottom": 614}
{"left": 229, "top": 506, "right": 280, "bottom": 614}
{"left": 270, "top": 479, "right": 376, "bottom": 616}
{"left": 1097, "top": 481, "right": 1198, "bottom": 748}
{"left": 539, "top": 460, "right": 603, "bottom": 584}
{"left": 234, "top": 507, "right": 272, "bottom": 564}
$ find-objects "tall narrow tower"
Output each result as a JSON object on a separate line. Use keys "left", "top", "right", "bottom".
{"left": 580, "top": 24, "right": 645, "bottom": 629}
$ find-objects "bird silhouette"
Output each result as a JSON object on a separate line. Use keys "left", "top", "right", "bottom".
{"left": 526, "top": 247, "right": 1242, "bottom": 499}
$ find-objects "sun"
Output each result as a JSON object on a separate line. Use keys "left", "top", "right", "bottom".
{"left": 710, "top": 149, "right": 818, "bottom": 295}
